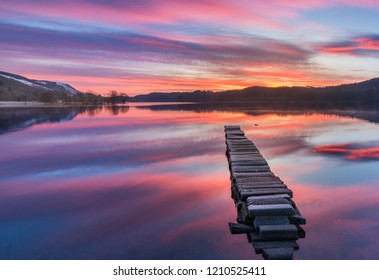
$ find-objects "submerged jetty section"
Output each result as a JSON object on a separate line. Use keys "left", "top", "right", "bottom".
{"left": 225, "top": 125, "right": 306, "bottom": 260}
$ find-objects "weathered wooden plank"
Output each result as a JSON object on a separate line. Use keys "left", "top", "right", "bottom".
{"left": 262, "top": 247, "right": 294, "bottom": 260}
{"left": 229, "top": 159, "right": 266, "bottom": 164}
{"left": 230, "top": 158, "right": 265, "bottom": 162}
{"left": 249, "top": 231, "right": 297, "bottom": 243}
{"left": 253, "top": 216, "right": 291, "bottom": 230}
{"left": 229, "top": 151, "right": 263, "bottom": 156}
{"left": 228, "top": 149, "right": 260, "bottom": 153}
{"left": 230, "top": 161, "right": 270, "bottom": 167}
{"left": 226, "top": 139, "right": 251, "bottom": 143}
{"left": 228, "top": 155, "right": 263, "bottom": 159}
{"left": 232, "top": 172, "right": 275, "bottom": 179}
{"left": 235, "top": 180, "right": 284, "bottom": 187}
{"left": 227, "top": 144, "right": 256, "bottom": 148}
{"left": 228, "top": 223, "right": 256, "bottom": 234}
{"left": 246, "top": 194, "right": 291, "bottom": 204}
{"left": 226, "top": 135, "right": 245, "bottom": 139}
{"left": 228, "top": 152, "right": 262, "bottom": 156}
{"left": 226, "top": 138, "right": 251, "bottom": 142}
{"left": 236, "top": 184, "right": 285, "bottom": 190}
{"left": 259, "top": 224, "right": 298, "bottom": 240}
{"left": 235, "top": 176, "right": 282, "bottom": 183}
{"left": 230, "top": 157, "right": 265, "bottom": 162}
{"left": 236, "top": 202, "right": 251, "bottom": 224}
{"left": 231, "top": 166, "right": 271, "bottom": 173}
{"left": 226, "top": 134, "right": 246, "bottom": 137}
{"left": 232, "top": 167, "right": 271, "bottom": 173}
{"left": 233, "top": 172, "right": 273, "bottom": 179}
{"left": 228, "top": 147, "right": 256, "bottom": 151}
{"left": 228, "top": 148, "right": 260, "bottom": 152}
{"left": 240, "top": 188, "right": 293, "bottom": 200}
{"left": 229, "top": 154, "right": 265, "bottom": 159}
{"left": 234, "top": 179, "right": 287, "bottom": 186}
{"left": 289, "top": 214, "right": 306, "bottom": 225}
{"left": 226, "top": 142, "right": 255, "bottom": 145}
{"left": 227, "top": 145, "right": 253, "bottom": 149}
{"left": 252, "top": 240, "right": 299, "bottom": 253}
{"left": 233, "top": 172, "right": 275, "bottom": 176}
{"left": 228, "top": 149, "right": 258, "bottom": 154}
{"left": 296, "top": 225, "right": 306, "bottom": 238}
{"left": 233, "top": 176, "right": 276, "bottom": 182}
{"left": 231, "top": 186, "right": 240, "bottom": 202}
{"left": 225, "top": 125, "right": 241, "bottom": 130}
{"left": 247, "top": 197, "right": 292, "bottom": 206}
{"left": 247, "top": 204, "right": 295, "bottom": 216}
{"left": 228, "top": 149, "right": 259, "bottom": 153}
{"left": 226, "top": 139, "right": 249, "bottom": 143}
{"left": 233, "top": 173, "right": 273, "bottom": 179}
{"left": 227, "top": 142, "right": 255, "bottom": 146}
{"left": 230, "top": 165, "right": 271, "bottom": 173}
{"left": 236, "top": 179, "right": 283, "bottom": 185}
{"left": 229, "top": 162, "right": 269, "bottom": 167}
{"left": 230, "top": 162, "right": 267, "bottom": 167}
{"left": 235, "top": 174, "right": 279, "bottom": 179}
{"left": 227, "top": 145, "right": 255, "bottom": 149}
{"left": 237, "top": 184, "right": 288, "bottom": 191}
{"left": 228, "top": 146, "right": 257, "bottom": 151}
{"left": 227, "top": 135, "right": 248, "bottom": 139}
{"left": 228, "top": 148, "right": 259, "bottom": 152}
{"left": 225, "top": 130, "right": 245, "bottom": 135}
{"left": 227, "top": 140, "right": 253, "bottom": 144}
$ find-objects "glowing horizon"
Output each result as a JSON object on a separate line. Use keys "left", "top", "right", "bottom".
{"left": 1, "top": 1, "right": 379, "bottom": 96}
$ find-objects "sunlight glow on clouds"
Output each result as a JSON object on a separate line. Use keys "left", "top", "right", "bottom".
{"left": 1, "top": 0, "right": 379, "bottom": 94}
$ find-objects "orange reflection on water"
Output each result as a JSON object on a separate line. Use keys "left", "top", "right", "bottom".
{"left": 313, "top": 143, "right": 379, "bottom": 161}
{"left": 1, "top": 105, "right": 379, "bottom": 259}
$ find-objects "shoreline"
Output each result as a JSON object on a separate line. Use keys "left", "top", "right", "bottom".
{"left": 0, "top": 101, "right": 104, "bottom": 108}
{"left": 0, "top": 101, "right": 44, "bottom": 107}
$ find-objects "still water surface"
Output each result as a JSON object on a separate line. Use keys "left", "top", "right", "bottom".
{"left": 0, "top": 104, "right": 379, "bottom": 259}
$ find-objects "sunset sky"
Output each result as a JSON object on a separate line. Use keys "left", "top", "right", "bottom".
{"left": 1, "top": 0, "right": 379, "bottom": 95}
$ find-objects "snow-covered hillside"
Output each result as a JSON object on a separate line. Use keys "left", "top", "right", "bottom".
{"left": 0, "top": 71, "right": 79, "bottom": 95}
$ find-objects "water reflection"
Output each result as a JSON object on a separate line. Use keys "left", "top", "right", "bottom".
{"left": 136, "top": 102, "right": 379, "bottom": 125}
{"left": 0, "top": 105, "right": 130, "bottom": 134}
{"left": 0, "top": 104, "right": 379, "bottom": 259}
{"left": 313, "top": 142, "right": 379, "bottom": 161}
{"left": 0, "top": 106, "right": 95, "bottom": 134}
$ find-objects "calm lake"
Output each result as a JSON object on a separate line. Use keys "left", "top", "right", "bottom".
{"left": 1, "top": 103, "right": 379, "bottom": 259}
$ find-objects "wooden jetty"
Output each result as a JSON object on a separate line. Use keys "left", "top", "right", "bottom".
{"left": 225, "top": 125, "right": 306, "bottom": 260}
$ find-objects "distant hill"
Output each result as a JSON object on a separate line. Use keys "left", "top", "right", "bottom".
{"left": 0, "top": 71, "right": 102, "bottom": 103}
{"left": 0, "top": 71, "right": 79, "bottom": 100}
{"left": 130, "top": 77, "right": 379, "bottom": 105}
{"left": 3, "top": 70, "right": 379, "bottom": 105}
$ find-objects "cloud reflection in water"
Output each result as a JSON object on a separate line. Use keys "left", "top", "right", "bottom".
{"left": 0, "top": 105, "right": 379, "bottom": 259}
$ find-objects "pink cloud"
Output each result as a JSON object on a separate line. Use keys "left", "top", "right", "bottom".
{"left": 2, "top": 1, "right": 378, "bottom": 94}
{"left": 318, "top": 35, "right": 379, "bottom": 56}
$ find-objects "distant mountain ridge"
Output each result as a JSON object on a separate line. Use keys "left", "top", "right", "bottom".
{"left": 2, "top": 70, "right": 379, "bottom": 105}
{"left": 0, "top": 71, "right": 107, "bottom": 104}
{"left": 130, "top": 77, "right": 379, "bottom": 104}
{"left": 0, "top": 71, "right": 79, "bottom": 100}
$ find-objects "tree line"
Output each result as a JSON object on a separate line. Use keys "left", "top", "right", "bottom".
{"left": 0, "top": 89, "right": 130, "bottom": 105}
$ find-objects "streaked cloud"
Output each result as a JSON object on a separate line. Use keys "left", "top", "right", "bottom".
{"left": 1, "top": 0, "right": 379, "bottom": 94}
{"left": 318, "top": 35, "right": 379, "bottom": 57}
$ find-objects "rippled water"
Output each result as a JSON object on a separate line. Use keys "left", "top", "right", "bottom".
{"left": 0, "top": 104, "right": 379, "bottom": 259}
